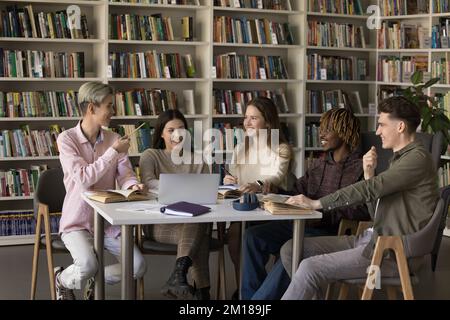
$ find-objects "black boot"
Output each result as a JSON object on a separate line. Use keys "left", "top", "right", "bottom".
{"left": 194, "top": 287, "right": 211, "bottom": 300}
{"left": 161, "top": 256, "right": 194, "bottom": 299}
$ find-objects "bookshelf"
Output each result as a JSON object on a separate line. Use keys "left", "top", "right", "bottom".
{"left": 2, "top": 0, "right": 450, "bottom": 245}
{"left": 304, "top": 0, "right": 379, "bottom": 166}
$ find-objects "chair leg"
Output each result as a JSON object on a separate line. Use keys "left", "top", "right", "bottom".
{"left": 362, "top": 236, "right": 414, "bottom": 300}
{"left": 215, "top": 253, "right": 221, "bottom": 300}
{"left": 138, "top": 277, "right": 145, "bottom": 300}
{"left": 325, "top": 283, "right": 334, "bottom": 300}
{"left": 219, "top": 248, "right": 226, "bottom": 300}
{"left": 30, "top": 212, "right": 43, "bottom": 300}
{"left": 337, "top": 282, "right": 349, "bottom": 300}
{"left": 393, "top": 243, "right": 414, "bottom": 300}
{"left": 386, "top": 286, "right": 398, "bottom": 300}
{"left": 43, "top": 211, "right": 56, "bottom": 300}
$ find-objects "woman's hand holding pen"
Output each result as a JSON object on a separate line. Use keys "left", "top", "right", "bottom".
{"left": 112, "top": 135, "right": 131, "bottom": 154}
{"left": 224, "top": 175, "right": 238, "bottom": 185}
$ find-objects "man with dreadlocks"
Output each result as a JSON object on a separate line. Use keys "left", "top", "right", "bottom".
{"left": 240, "top": 108, "right": 370, "bottom": 300}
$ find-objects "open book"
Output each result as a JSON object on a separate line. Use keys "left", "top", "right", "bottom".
{"left": 218, "top": 184, "right": 241, "bottom": 199}
{"left": 260, "top": 194, "right": 313, "bottom": 215}
{"left": 85, "top": 189, "right": 152, "bottom": 203}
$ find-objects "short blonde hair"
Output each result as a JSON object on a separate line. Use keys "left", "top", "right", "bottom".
{"left": 78, "top": 82, "right": 113, "bottom": 115}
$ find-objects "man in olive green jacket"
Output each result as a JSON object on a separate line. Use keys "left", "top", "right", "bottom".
{"left": 280, "top": 96, "right": 439, "bottom": 300}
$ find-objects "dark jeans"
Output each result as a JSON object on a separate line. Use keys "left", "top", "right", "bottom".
{"left": 241, "top": 220, "right": 332, "bottom": 300}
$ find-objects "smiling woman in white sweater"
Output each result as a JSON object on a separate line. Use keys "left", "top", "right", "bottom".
{"left": 223, "top": 97, "right": 293, "bottom": 296}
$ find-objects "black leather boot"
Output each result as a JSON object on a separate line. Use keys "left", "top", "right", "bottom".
{"left": 161, "top": 256, "right": 194, "bottom": 299}
{"left": 194, "top": 287, "right": 211, "bottom": 300}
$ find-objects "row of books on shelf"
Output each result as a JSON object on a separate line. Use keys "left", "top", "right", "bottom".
{"left": 0, "top": 91, "right": 80, "bottom": 118}
{"left": 108, "top": 51, "right": 196, "bottom": 79}
{"left": 0, "top": 4, "right": 89, "bottom": 39}
{"left": 434, "top": 0, "right": 450, "bottom": 13}
{"left": 115, "top": 88, "right": 184, "bottom": 116}
{"left": 0, "top": 123, "right": 157, "bottom": 158}
{"left": 431, "top": 23, "right": 450, "bottom": 49}
{"left": 0, "top": 49, "right": 85, "bottom": 78}
{"left": 214, "top": 53, "right": 288, "bottom": 79}
{"left": 431, "top": 58, "right": 450, "bottom": 84}
{"left": 438, "top": 162, "right": 450, "bottom": 188}
{"left": 213, "top": 0, "right": 291, "bottom": 10}
{"left": 377, "top": 55, "right": 428, "bottom": 83}
{"left": 305, "top": 123, "right": 320, "bottom": 148}
{"left": 109, "top": 0, "right": 200, "bottom": 4}
{"left": 213, "top": 88, "right": 289, "bottom": 115}
{"left": 308, "top": 21, "right": 366, "bottom": 48}
{"left": 377, "top": 19, "right": 450, "bottom": 49}
{"left": 307, "top": 0, "right": 364, "bottom": 15}
{"left": 306, "top": 89, "right": 363, "bottom": 114}
{"left": 380, "top": 0, "right": 429, "bottom": 16}
{"left": 307, "top": 54, "right": 368, "bottom": 81}
{"left": 434, "top": 91, "right": 450, "bottom": 112}
{"left": 378, "top": 86, "right": 404, "bottom": 100}
{"left": 0, "top": 210, "right": 60, "bottom": 237}
{"left": 109, "top": 13, "right": 193, "bottom": 41}
{"left": 213, "top": 16, "right": 294, "bottom": 45}
{"left": 377, "top": 22, "right": 429, "bottom": 49}
{"left": 0, "top": 164, "right": 47, "bottom": 197}
{"left": 0, "top": 125, "right": 62, "bottom": 158}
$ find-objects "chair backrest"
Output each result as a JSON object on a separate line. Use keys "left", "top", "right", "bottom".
{"left": 431, "top": 186, "right": 450, "bottom": 260}
{"left": 33, "top": 167, "right": 66, "bottom": 217}
{"left": 359, "top": 132, "right": 443, "bottom": 174}
{"left": 403, "top": 185, "right": 450, "bottom": 258}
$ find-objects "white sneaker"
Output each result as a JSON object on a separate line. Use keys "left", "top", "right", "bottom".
{"left": 54, "top": 266, "right": 75, "bottom": 300}
{"left": 83, "top": 277, "right": 95, "bottom": 300}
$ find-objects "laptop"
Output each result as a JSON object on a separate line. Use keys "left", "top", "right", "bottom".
{"left": 158, "top": 173, "right": 220, "bottom": 205}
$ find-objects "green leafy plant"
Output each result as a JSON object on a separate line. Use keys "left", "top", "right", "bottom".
{"left": 401, "top": 70, "right": 450, "bottom": 153}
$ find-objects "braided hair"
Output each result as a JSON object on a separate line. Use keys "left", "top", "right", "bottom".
{"left": 320, "top": 108, "right": 361, "bottom": 150}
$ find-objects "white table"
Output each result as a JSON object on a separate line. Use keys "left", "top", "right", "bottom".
{"left": 81, "top": 195, "right": 322, "bottom": 300}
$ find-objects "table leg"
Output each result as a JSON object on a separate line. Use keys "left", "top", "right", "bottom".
{"left": 121, "top": 225, "right": 135, "bottom": 300}
{"left": 94, "top": 210, "right": 104, "bottom": 300}
{"left": 238, "top": 221, "right": 246, "bottom": 300}
{"left": 292, "top": 220, "right": 305, "bottom": 275}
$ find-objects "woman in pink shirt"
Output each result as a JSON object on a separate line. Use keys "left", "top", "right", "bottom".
{"left": 55, "top": 82, "right": 147, "bottom": 300}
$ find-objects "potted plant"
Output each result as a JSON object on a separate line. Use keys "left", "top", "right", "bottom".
{"left": 401, "top": 70, "right": 450, "bottom": 154}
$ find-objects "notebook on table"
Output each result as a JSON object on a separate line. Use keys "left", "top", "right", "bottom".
{"left": 160, "top": 201, "right": 211, "bottom": 217}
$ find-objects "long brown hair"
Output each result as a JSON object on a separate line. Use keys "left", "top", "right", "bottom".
{"left": 152, "top": 109, "right": 188, "bottom": 149}
{"left": 244, "top": 97, "right": 288, "bottom": 150}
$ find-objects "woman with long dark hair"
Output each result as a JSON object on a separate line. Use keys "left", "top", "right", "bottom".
{"left": 223, "top": 96, "right": 293, "bottom": 298}
{"left": 139, "top": 109, "right": 211, "bottom": 300}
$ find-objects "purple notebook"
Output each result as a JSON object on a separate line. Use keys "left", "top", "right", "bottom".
{"left": 160, "top": 201, "right": 211, "bottom": 217}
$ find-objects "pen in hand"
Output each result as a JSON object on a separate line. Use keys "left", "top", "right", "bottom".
{"left": 222, "top": 165, "right": 238, "bottom": 184}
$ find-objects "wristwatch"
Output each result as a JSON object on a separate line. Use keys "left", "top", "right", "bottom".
{"left": 256, "top": 180, "right": 264, "bottom": 189}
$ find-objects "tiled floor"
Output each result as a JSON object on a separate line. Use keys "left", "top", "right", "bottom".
{"left": 0, "top": 235, "right": 449, "bottom": 300}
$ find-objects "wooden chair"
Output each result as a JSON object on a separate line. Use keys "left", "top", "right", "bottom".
{"left": 30, "top": 167, "right": 68, "bottom": 300}
{"left": 336, "top": 185, "right": 450, "bottom": 300}
{"left": 136, "top": 222, "right": 227, "bottom": 300}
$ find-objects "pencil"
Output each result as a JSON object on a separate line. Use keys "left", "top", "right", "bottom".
{"left": 127, "top": 122, "right": 147, "bottom": 138}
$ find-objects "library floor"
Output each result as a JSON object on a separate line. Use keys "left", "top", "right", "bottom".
{"left": 0, "top": 236, "right": 449, "bottom": 300}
